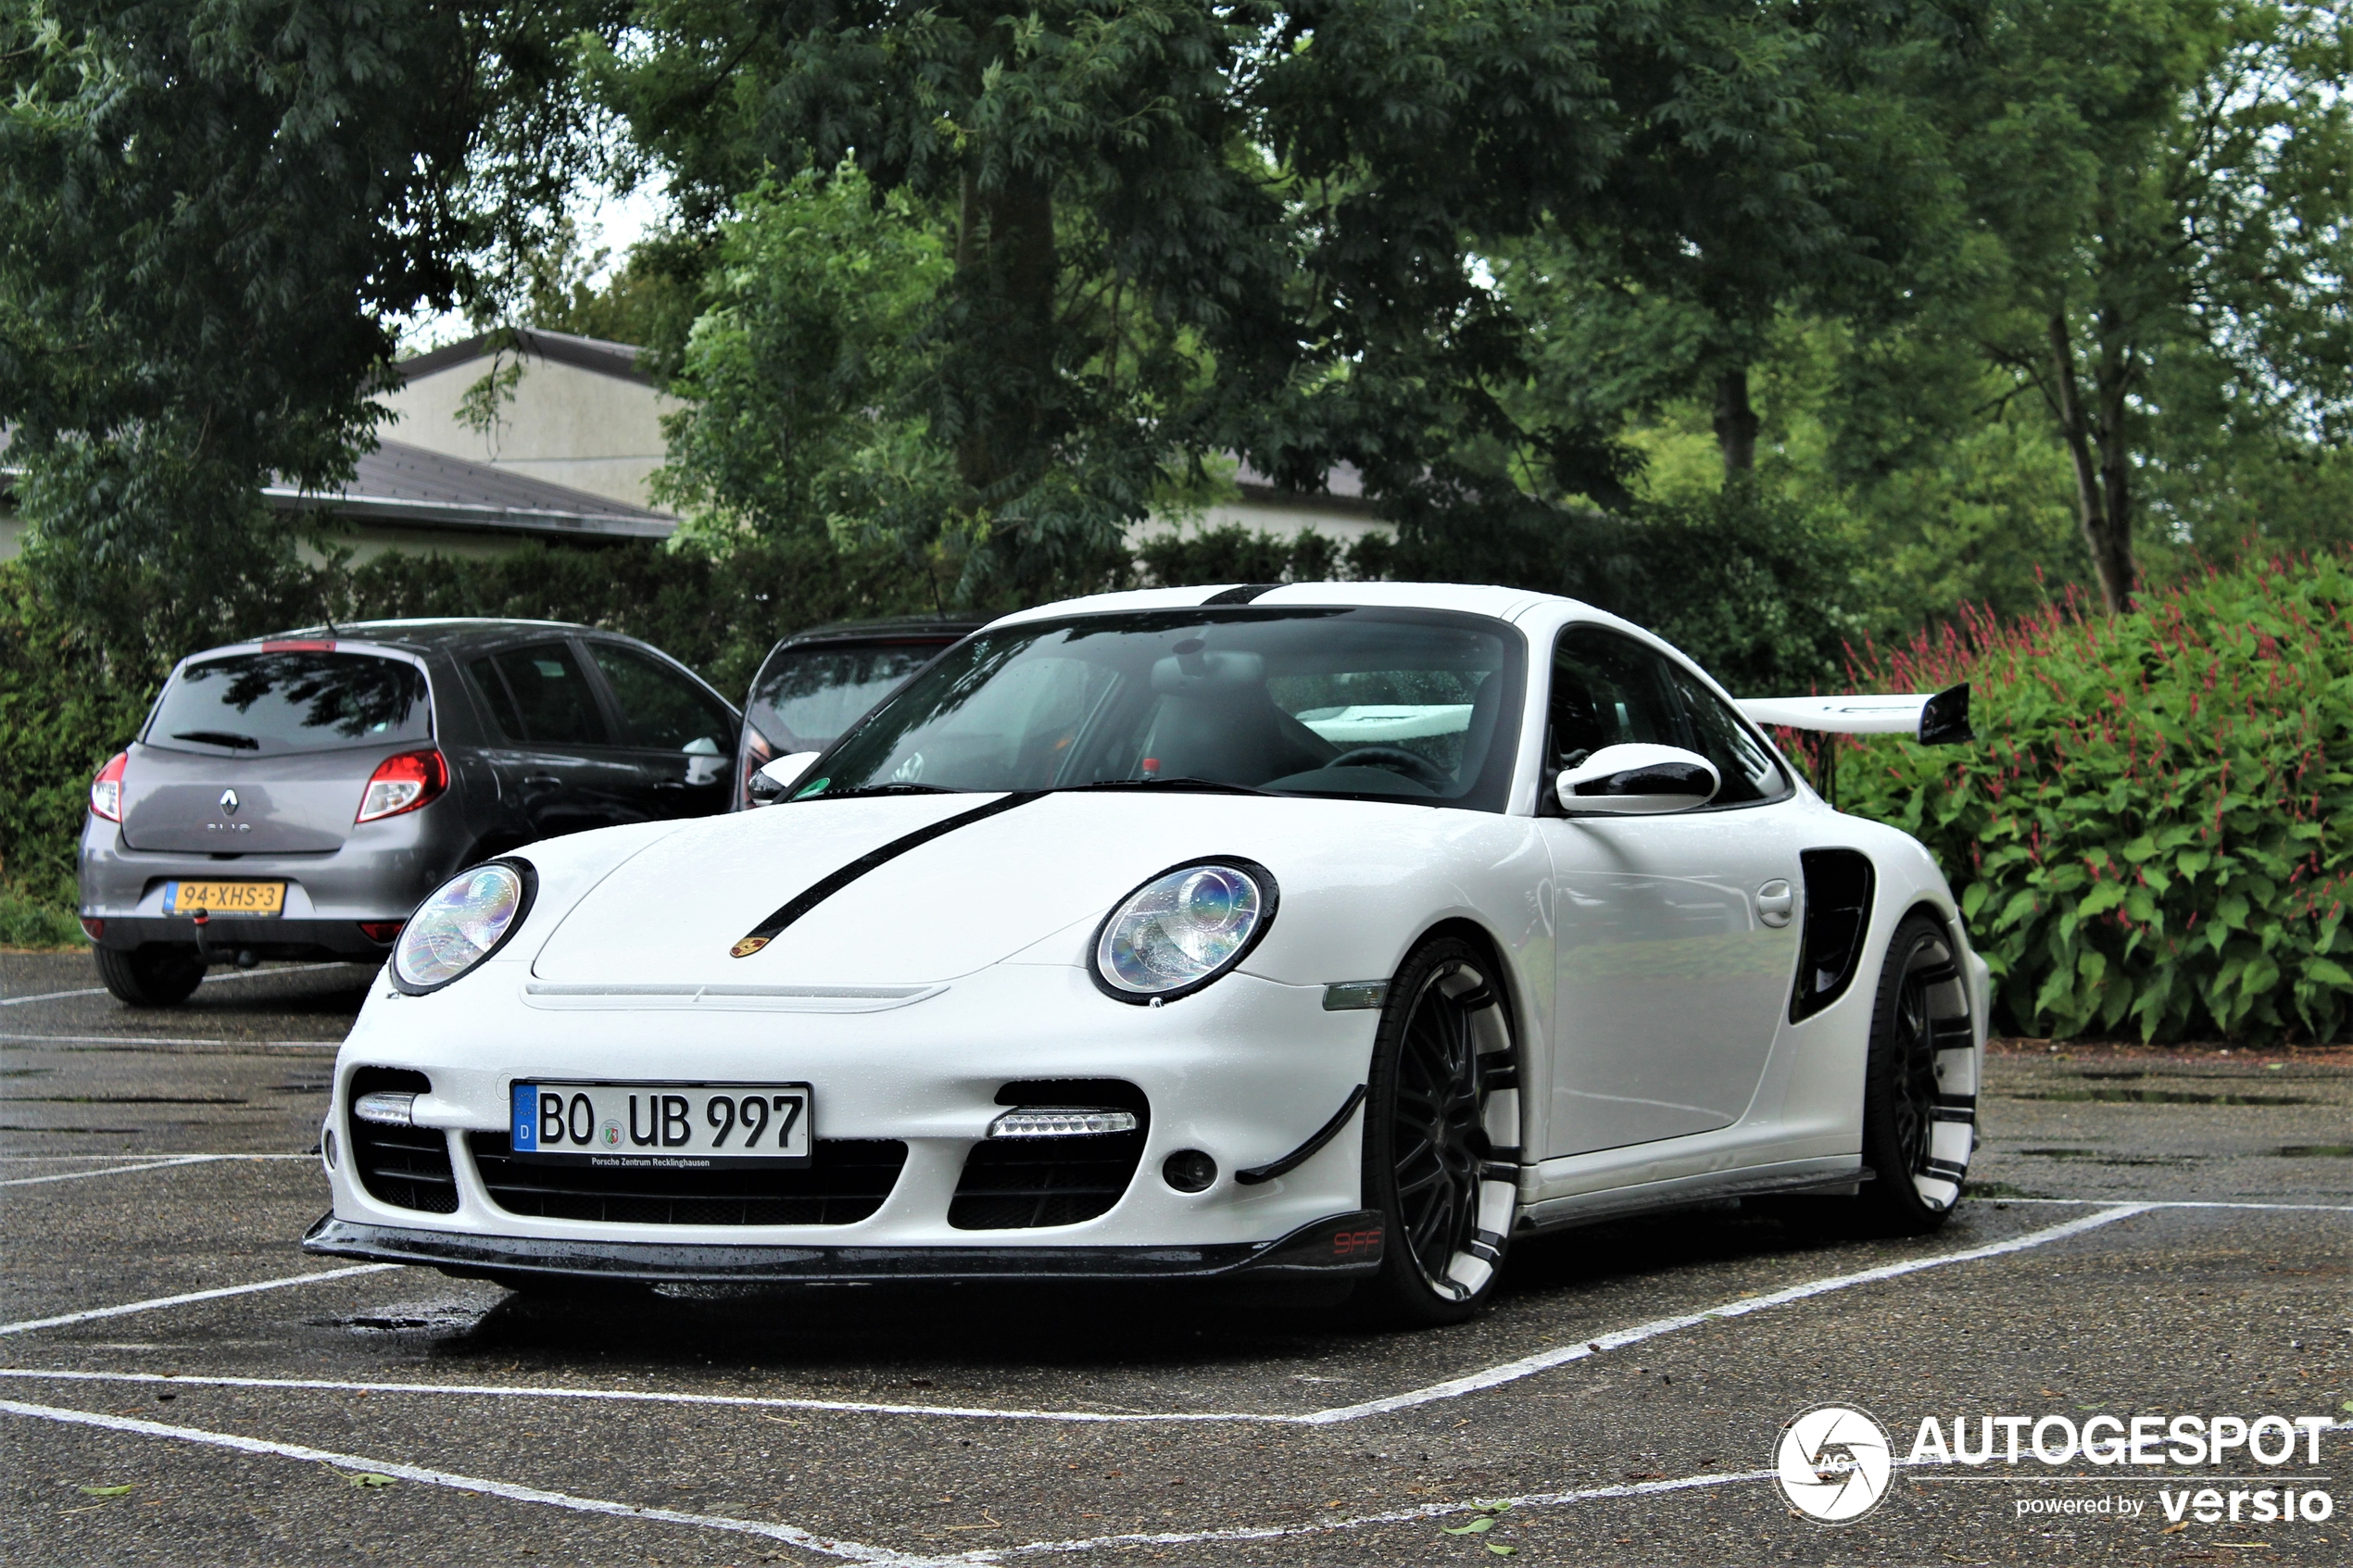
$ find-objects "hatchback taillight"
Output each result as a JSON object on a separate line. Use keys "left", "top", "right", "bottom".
{"left": 90, "top": 752, "right": 128, "bottom": 822}
{"left": 357, "top": 749, "right": 448, "bottom": 823}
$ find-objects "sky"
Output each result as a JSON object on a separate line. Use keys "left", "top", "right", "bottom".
{"left": 390, "top": 178, "right": 670, "bottom": 358}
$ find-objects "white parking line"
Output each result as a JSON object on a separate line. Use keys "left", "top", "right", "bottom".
{"left": 1302, "top": 1201, "right": 2152, "bottom": 1424}
{"left": 0, "top": 1034, "right": 345, "bottom": 1047}
{"left": 0, "top": 1398, "right": 922, "bottom": 1566}
{"left": 952, "top": 1467, "right": 1780, "bottom": 1562}
{"left": 0, "top": 1153, "right": 315, "bottom": 1187}
{"left": 0, "top": 1153, "right": 314, "bottom": 1161}
{"left": 0, "top": 1204, "right": 2155, "bottom": 1421}
{"left": 0, "top": 1264, "right": 395, "bottom": 1337}
{"left": 1993, "top": 1197, "right": 2353, "bottom": 1211}
{"left": 0, "top": 962, "right": 359, "bottom": 1008}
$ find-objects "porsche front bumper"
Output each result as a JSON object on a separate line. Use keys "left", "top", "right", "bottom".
{"left": 310, "top": 956, "right": 1383, "bottom": 1282}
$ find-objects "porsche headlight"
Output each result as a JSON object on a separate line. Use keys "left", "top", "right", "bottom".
{"left": 391, "top": 860, "right": 535, "bottom": 994}
{"left": 1091, "top": 859, "right": 1277, "bottom": 1002}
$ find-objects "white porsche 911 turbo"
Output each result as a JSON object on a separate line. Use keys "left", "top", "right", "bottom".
{"left": 306, "top": 582, "right": 1986, "bottom": 1324}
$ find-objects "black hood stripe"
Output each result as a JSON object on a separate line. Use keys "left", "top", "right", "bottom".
{"left": 731, "top": 792, "right": 1046, "bottom": 957}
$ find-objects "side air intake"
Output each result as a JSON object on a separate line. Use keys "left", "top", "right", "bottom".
{"left": 1790, "top": 848, "right": 1875, "bottom": 1022}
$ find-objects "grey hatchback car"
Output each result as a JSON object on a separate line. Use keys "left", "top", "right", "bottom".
{"left": 80, "top": 619, "right": 740, "bottom": 1005}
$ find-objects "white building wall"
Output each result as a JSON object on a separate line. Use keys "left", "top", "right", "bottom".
{"left": 379, "top": 357, "right": 680, "bottom": 511}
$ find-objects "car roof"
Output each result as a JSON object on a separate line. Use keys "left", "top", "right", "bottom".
{"left": 769, "top": 616, "right": 988, "bottom": 650}
{"left": 219, "top": 617, "right": 602, "bottom": 658}
{"left": 991, "top": 581, "right": 1581, "bottom": 627}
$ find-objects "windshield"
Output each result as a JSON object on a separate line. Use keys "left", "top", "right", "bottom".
{"left": 801, "top": 608, "right": 1525, "bottom": 809}
{"left": 748, "top": 641, "right": 957, "bottom": 753}
{"left": 147, "top": 650, "right": 432, "bottom": 756}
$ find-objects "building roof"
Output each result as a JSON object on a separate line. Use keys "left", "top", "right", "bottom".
{"left": 396, "top": 327, "right": 652, "bottom": 387}
{"left": 265, "top": 440, "right": 676, "bottom": 542}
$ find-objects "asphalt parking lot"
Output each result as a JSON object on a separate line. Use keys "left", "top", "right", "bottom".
{"left": 2, "top": 950, "right": 2347, "bottom": 1566}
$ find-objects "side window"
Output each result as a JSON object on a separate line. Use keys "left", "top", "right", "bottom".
{"left": 588, "top": 644, "right": 736, "bottom": 755}
{"left": 487, "top": 643, "right": 607, "bottom": 746}
{"left": 467, "top": 658, "right": 526, "bottom": 744}
{"left": 1664, "top": 666, "right": 1792, "bottom": 806}
{"left": 1548, "top": 626, "right": 1690, "bottom": 766}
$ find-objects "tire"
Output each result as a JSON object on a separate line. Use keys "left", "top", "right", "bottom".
{"left": 1855, "top": 912, "right": 1978, "bottom": 1236}
{"left": 1357, "top": 937, "right": 1520, "bottom": 1326}
{"left": 94, "top": 944, "right": 207, "bottom": 1007}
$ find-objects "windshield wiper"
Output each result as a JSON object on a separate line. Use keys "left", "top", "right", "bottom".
{"left": 171, "top": 730, "right": 259, "bottom": 750}
{"left": 800, "top": 783, "right": 958, "bottom": 800}
{"left": 1062, "top": 776, "right": 1274, "bottom": 797}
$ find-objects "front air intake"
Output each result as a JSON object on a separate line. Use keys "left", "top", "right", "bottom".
{"left": 950, "top": 1080, "right": 1150, "bottom": 1230}
{"left": 346, "top": 1067, "right": 457, "bottom": 1213}
{"left": 466, "top": 1135, "right": 906, "bottom": 1225}
{"left": 1790, "top": 848, "right": 1876, "bottom": 1022}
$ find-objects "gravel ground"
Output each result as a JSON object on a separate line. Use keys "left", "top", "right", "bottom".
{"left": 2, "top": 949, "right": 2347, "bottom": 1566}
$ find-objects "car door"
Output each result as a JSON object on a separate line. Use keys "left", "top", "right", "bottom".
{"left": 1537, "top": 624, "right": 1806, "bottom": 1157}
{"left": 464, "top": 641, "right": 648, "bottom": 838}
{"left": 582, "top": 641, "right": 742, "bottom": 820}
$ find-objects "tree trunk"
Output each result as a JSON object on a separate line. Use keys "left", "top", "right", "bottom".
{"left": 1712, "top": 363, "right": 1758, "bottom": 479}
{"left": 2045, "top": 311, "right": 2134, "bottom": 613}
{"left": 952, "top": 168, "right": 1059, "bottom": 498}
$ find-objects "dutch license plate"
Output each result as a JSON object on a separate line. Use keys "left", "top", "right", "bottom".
{"left": 164, "top": 879, "right": 285, "bottom": 917}
{"left": 509, "top": 1082, "right": 813, "bottom": 1168}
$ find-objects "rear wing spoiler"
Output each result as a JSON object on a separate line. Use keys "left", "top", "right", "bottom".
{"left": 1736, "top": 683, "right": 1973, "bottom": 746}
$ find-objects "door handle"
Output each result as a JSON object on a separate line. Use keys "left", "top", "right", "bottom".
{"left": 522, "top": 773, "right": 561, "bottom": 790}
{"left": 1756, "top": 880, "right": 1795, "bottom": 928}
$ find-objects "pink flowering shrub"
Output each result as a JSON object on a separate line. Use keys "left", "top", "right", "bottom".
{"left": 1834, "top": 555, "right": 2353, "bottom": 1043}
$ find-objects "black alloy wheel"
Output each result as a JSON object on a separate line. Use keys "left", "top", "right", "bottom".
{"left": 94, "top": 944, "right": 206, "bottom": 1007}
{"left": 1856, "top": 912, "right": 1973, "bottom": 1236}
{"left": 1359, "top": 936, "right": 1517, "bottom": 1324}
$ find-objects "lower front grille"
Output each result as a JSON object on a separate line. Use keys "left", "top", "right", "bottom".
{"left": 347, "top": 1067, "right": 457, "bottom": 1214}
{"left": 466, "top": 1135, "right": 907, "bottom": 1225}
{"left": 950, "top": 1079, "right": 1150, "bottom": 1230}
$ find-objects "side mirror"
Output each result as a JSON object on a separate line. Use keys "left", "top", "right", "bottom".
{"left": 747, "top": 751, "right": 824, "bottom": 806}
{"left": 1554, "top": 744, "right": 1719, "bottom": 815}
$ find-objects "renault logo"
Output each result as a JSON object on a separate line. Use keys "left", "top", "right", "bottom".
{"left": 219, "top": 788, "right": 240, "bottom": 816}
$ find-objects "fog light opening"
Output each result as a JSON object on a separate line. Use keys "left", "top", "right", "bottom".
{"left": 988, "top": 1109, "right": 1139, "bottom": 1139}
{"left": 353, "top": 1091, "right": 417, "bottom": 1126}
{"left": 1163, "top": 1148, "right": 1217, "bottom": 1193}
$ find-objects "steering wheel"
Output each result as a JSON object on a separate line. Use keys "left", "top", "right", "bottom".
{"left": 1329, "top": 745, "right": 1453, "bottom": 789}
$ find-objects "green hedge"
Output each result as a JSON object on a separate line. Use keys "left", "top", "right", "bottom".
{"left": 1841, "top": 555, "right": 2353, "bottom": 1043}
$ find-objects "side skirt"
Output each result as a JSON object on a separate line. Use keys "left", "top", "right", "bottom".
{"left": 1512, "top": 1157, "right": 1869, "bottom": 1235}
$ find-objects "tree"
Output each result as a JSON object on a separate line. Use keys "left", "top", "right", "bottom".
{"left": 0, "top": 0, "right": 611, "bottom": 662}
{"left": 1952, "top": 0, "right": 2353, "bottom": 612}
{"left": 607, "top": 2, "right": 1897, "bottom": 596}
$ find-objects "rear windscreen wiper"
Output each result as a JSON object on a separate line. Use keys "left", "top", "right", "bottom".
{"left": 1063, "top": 776, "right": 1273, "bottom": 797}
{"left": 170, "top": 730, "right": 259, "bottom": 750}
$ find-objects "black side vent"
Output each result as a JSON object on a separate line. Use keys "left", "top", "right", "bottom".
{"left": 950, "top": 1080, "right": 1150, "bottom": 1231}
{"left": 466, "top": 1135, "right": 906, "bottom": 1226}
{"left": 1790, "top": 849, "right": 1876, "bottom": 1022}
{"left": 346, "top": 1067, "right": 457, "bottom": 1214}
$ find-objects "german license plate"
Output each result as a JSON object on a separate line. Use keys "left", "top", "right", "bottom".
{"left": 163, "top": 879, "right": 285, "bottom": 917}
{"left": 509, "top": 1082, "right": 812, "bottom": 1168}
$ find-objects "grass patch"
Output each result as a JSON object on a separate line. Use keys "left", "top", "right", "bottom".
{"left": 0, "top": 882, "right": 83, "bottom": 949}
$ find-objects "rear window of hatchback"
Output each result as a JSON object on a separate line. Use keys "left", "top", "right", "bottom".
{"left": 146, "top": 650, "right": 433, "bottom": 756}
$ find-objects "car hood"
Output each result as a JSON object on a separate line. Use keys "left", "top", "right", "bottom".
{"left": 524, "top": 792, "right": 1248, "bottom": 988}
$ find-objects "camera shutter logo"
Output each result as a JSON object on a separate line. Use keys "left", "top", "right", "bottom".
{"left": 1776, "top": 1404, "right": 1894, "bottom": 1524}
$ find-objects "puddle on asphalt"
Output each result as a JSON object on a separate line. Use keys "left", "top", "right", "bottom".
{"left": 2003, "top": 1088, "right": 2314, "bottom": 1105}
{"left": 307, "top": 1298, "right": 492, "bottom": 1336}
{"left": 2015, "top": 1147, "right": 2192, "bottom": 1166}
